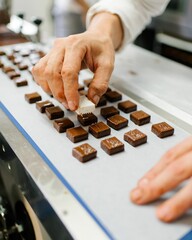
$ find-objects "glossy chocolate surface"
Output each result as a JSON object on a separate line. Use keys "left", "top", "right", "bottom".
{"left": 72, "top": 143, "right": 97, "bottom": 162}
{"left": 118, "top": 100, "right": 137, "bottom": 113}
{"left": 45, "top": 106, "right": 64, "bottom": 120}
{"left": 89, "top": 121, "right": 111, "bottom": 138}
{"left": 130, "top": 110, "right": 151, "bottom": 126}
{"left": 53, "top": 117, "right": 74, "bottom": 133}
{"left": 77, "top": 113, "right": 98, "bottom": 126}
{"left": 124, "top": 129, "right": 147, "bottom": 147}
{"left": 25, "top": 92, "right": 42, "bottom": 104}
{"left": 100, "top": 106, "right": 120, "bottom": 119}
{"left": 105, "top": 90, "right": 122, "bottom": 102}
{"left": 15, "top": 78, "right": 28, "bottom": 87}
{"left": 36, "top": 100, "right": 54, "bottom": 113}
{"left": 66, "top": 126, "right": 88, "bottom": 143}
{"left": 101, "top": 136, "right": 124, "bottom": 155}
{"left": 107, "top": 114, "right": 128, "bottom": 130}
{"left": 152, "top": 122, "right": 174, "bottom": 138}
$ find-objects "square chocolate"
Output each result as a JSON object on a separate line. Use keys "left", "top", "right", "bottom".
{"left": 66, "top": 126, "right": 88, "bottom": 143}
{"left": 124, "top": 129, "right": 147, "bottom": 147}
{"left": 107, "top": 114, "right": 128, "bottom": 130}
{"left": 118, "top": 100, "right": 137, "bottom": 113}
{"left": 72, "top": 143, "right": 97, "bottom": 163}
{"left": 18, "top": 63, "right": 28, "bottom": 70}
{"left": 53, "top": 117, "right": 74, "bottom": 133}
{"left": 89, "top": 121, "right": 111, "bottom": 138}
{"left": 13, "top": 57, "right": 22, "bottom": 65}
{"left": 100, "top": 106, "right": 120, "bottom": 119}
{"left": 96, "top": 95, "right": 107, "bottom": 107}
{"left": 25, "top": 92, "right": 42, "bottom": 103}
{"left": 45, "top": 106, "right": 64, "bottom": 120}
{"left": 0, "top": 51, "right": 6, "bottom": 56}
{"left": 152, "top": 122, "right": 174, "bottom": 138}
{"left": 7, "top": 71, "right": 21, "bottom": 79}
{"left": 15, "top": 78, "right": 28, "bottom": 87}
{"left": 2, "top": 66, "right": 15, "bottom": 73}
{"left": 101, "top": 136, "right": 124, "bottom": 155}
{"left": 105, "top": 90, "right": 122, "bottom": 102}
{"left": 130, "top": 110, "right": 151, "bottom": 126}
{"left": 77, "top": 113, "right": 98, "bottom": 126}
{"left": 36, "top": 100, "right": 54, "bottom": 113}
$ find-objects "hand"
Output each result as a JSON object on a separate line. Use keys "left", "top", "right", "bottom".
{"left": 130, "top": 136, "right": 192, "bottom": 222}
{"left": 32, "top": 32, "right": 115, "bottom": 110}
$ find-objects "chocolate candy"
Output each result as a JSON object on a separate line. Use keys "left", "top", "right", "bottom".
{"left": 0, "top": 51, "right": 6, "bottom": 56}
{"left": 2, "top": 66, "right": 15, "bottom": 73}
{"left": 105, "top": 90, "right": 122, "bottom": 102}
{"left": 152, "top": 122, "right": 174, "bottom": 138}
{"left": 45, "top": 106, "right": 64, "bottom": 120}
{"left": 96, "top": 95, "right": 107, "bottom": 107}
{"left": 18, "top": 63, "right": 28, "bottom": 70}
{"left": 36, "top": 100, "right": 54, "bottom": 113}
{"left": 66, "top": 126, "right": 88, "bottom": 143}
{"left": 53, "top": 117, "right": 74, "bottom": 133}
{"left": 89, "top": 121, "right": 111, "bottom": 138}
{"left": 124, "top": 129, "right": 147, "bottom": 147}
{"left": 77, "top": 113, "right": 98, "bottom": 126}
{"left": 72, "top": 143, "right": 97, "bottom": 163}
{"left": 15, "top": 78, "right": 28, "bottom": 87}
{"left": 7, "top": 71, "right": 21, "bottom": 79}
{"left": 107, "top": 114, "right": 128, "bottom": 130}
{"left": 118, "top": 100, "right": 137, "bottom": 113}
{"left": 101, "top": 136, "right": 124, "bottom": 155}
{"left": 78, "top": 84, "right": 84, "bottom": 91}
{"left": 13, "top": 57, "right": 22, "bottom": 65}
{"left": 130, "top": 110, "right": 151, "bottom": 126}
{"left": 100, "top": 106, "right": 120, "bottom": 119}
{"left": 25, "top": 92, "right": 42, "bottom": 103}
{"left": 0, "top": 61, "right": 4, "bottom": 68}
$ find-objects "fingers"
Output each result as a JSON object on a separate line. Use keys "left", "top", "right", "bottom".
{"left": 156, "top": 178, "right": 192, "bottom": 222}
{"left": 130, "top": 149, "right": 192, "bottom": 204}
{"left": 139, "top": 136, "right": 192, "bottom": 184}
{"left": 87, "top": 61, "right": 114, "bottom": 104}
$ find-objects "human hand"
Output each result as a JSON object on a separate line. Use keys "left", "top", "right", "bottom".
{"left": 130, "top": 136, "right": 192, "bottom": 222}
{"left": 32, "top": 32, "right": 114, "bottom": 110}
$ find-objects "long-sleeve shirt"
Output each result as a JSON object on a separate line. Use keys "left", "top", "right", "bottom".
{"left": 86, "top": 0, "right": 170, "bottom": 48}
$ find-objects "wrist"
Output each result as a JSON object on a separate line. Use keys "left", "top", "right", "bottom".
{"left": 88, "top": 12, "right": 124, "bottom": 50}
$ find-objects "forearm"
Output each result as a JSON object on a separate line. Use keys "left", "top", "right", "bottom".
{"left": 88, "top": 12, "right": 123, "bottom": 50}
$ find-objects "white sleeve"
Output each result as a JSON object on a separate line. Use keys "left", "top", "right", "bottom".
{"left": 86, "top": 0, "right": 170, "bottom": 49}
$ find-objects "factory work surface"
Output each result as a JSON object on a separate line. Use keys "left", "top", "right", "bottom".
{"left": 0, "top": 43, "right": 192, "bottom": 240}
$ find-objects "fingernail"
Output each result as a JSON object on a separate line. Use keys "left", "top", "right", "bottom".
{"left": 138, "top": 178, "right": 149, "bottom": 187}
{"left": 62, "top": 101, "right": 69, "bottom": 109}
{"left": 131, "top": 188, "right": 142, "bottom": 202}
{"left": 157, "top": 206, "right": 172, "bottom": 221}
{"left": 68, "top": 101, "right": 76, "bottom": 111}
{"left": 92, "top": 95, "right": 100, "bottom": 104}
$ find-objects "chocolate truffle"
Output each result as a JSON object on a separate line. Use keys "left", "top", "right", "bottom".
{"left": 107, "top": 114, "right": 128, "bottom": 130}
{"left": 66, "top": 126, "right": 88, "bottom": 143}
{"left": 45, "top": 106, "right": 64, "bottom": 120}
{"left": 15, "top": 78, "right": 28, "bottom": 87}
{"left": 105, "top": 90, "right": 122, "bottom": 102}
{"left": 25, "top": 92, "right": 42, "bottom": 103}
{"left": 36, "top": 100, "right": 54, "bottom": 113}
{"left": 118, "top": 100, "right": 137, "bottom": 113}
{"left": 53, "top": 117, "right": 74, "bottom": 133}
{"left": 152, "top": 122, "right": 174, "bottom": 138}
{"left": 100, "top": 106, "right": 120, "bottom": 119}
{"left": 130, "top": 110, "right": 151, "bottom": 126}
{"left": 89, "top": 121, "right": 111, "bottom": 138}
{"left": 73, "top": 143, "right": 97, "bottom": 163}
{"left": 124, "top": 129, "right": 147, "bottom": 147}
{"left": 77, "top": 113, "right": 98, "bottom": 126}
{"left": 96, "top": 95, "right": 107, "bottom": 107}
{"left": 101, "top": 136, "right": 124, "bottom": 155}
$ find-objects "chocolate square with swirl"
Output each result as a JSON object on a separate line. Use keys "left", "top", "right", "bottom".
{"left": 101, "top": 136, "right": 124, "bottom": 155}
{"left": 72, "top": 143, "right": 97, "bottom": 162}
{"left": 130, "top": 110, "right": 150, "bottom": 126}
{"left": 152, "top": 122, "right": 174, "bottom": 138}
{"left": 107, "top": 114, "right": 128, "bottom": 130}
{"left": 124, "top": 129, "right": 147, "bottom": 147}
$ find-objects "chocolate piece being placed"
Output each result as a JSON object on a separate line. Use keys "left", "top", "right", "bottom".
{"left": 105, "top": 90, "right": 122, "bottom": 102}
{"left": 101, "top": 136, "right": 124, "bottom": 155}
{"left": 89, "top": 121, "right": 111, "bottom": 138}
{"left": 152, "top": 122, "right": 174, "bottom": 138}
{"left": 124, "top": 129, "right": 147, "bottom": 147}
{"left": 25, "top": 92, "right": 42, "bottom": 103}
{"left": 77, "top": 113, "right": 97, "bottom": 126}
{"left": 96, "top": 95, "right": 107, "bottom": 107}
{"left": 118, "top": 100, "right": 137, "bottom": 113}
{"left": 45, "top": 106, "right": 64, "bottom": 120}
{"left": 100, "top": 106, "right": 120, "bottom": 119}
{"left": 72, "top": 143, "right": 97, "bottom": 163}
{"left": 130, "top": 110, "right": 151, "bottom": 126}
{"left": 83, "top": 79, "right": 92, "bottom": 87}
{"left": 2, "top": 66, "right": 15, "bottom": 73}
{"left": 53, "top": 117, "right": 74, "bottom": 133}
{"left": 66, "top": 126, "right": 88, "bottom": 143}
{"left": 7, "top": 71, "right": 21, "bottom": 79}
{"left": 15, "top": 78, "right": 28, "bottom": 87}
{"left": 107, "top": 114, "right": 128, "bottom": 130}
{"left": 36, "top": 100, "right": 54, "bottom": 113}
